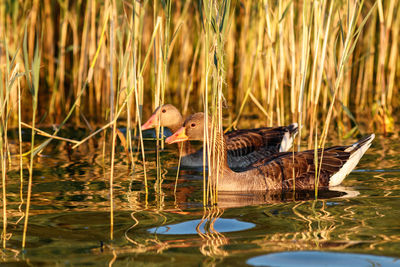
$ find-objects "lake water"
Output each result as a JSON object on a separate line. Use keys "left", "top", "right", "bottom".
{"left": 1, "top": 127, "right": 400, "bottom": 266}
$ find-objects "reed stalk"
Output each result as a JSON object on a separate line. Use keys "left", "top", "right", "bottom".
{"left": 108, "top": 1, "right": 115, "bottom": 241}
{"left": 0, "top": 52, "right": 7, "bottom": 249}
{"left": 0, "top": 38, "right": 15, "bottom": 248}
{"left": 22, "top": 26, "right": 41, "bottom": 248}
{"left": 125, "top": 1, "right": 138, "bottom": 171}
{"left": 17, "top": 76, "right": 24, "bottom": 224}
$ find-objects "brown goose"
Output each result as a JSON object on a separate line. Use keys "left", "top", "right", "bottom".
{"left": 141, "top": 104, "right": 298, "bottom": 169}
{"left": 165, "top": 113, "right": 375, "bottom": 191}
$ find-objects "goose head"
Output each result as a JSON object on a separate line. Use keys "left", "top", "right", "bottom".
{"left": 141, "top": 104, "right": 183, "bottom": 131}
{"left": 166, "top": 112, "right": 210, "bottom": 144}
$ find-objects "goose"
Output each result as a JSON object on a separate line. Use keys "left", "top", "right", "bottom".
{"left": 165, "top": 112, "right": 375, "bottom": 191}
{"left": 141, "top": 104, "right": 298, "bottom": 169}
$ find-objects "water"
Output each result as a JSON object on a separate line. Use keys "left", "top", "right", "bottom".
{"left": 1, "top": 128, "right": 400, "bottom": 266}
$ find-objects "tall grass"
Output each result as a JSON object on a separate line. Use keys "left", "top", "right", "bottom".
{"left": 0, "top": 1, "right": 396, "bottom": 133}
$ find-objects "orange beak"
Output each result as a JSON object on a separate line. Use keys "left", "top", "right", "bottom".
{"left": 165, "top": 127, "right": 188, "bottom": 144}
{"left": 141, "top": 113, "right": 158, "bottom": 130}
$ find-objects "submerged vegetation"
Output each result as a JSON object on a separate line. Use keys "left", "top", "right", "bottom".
{"left": 0, "top": 0, "right": 399, "bottom": 253}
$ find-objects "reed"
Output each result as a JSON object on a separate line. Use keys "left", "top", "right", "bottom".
{"left": 0, "top": 27, "right": 25, "bottom": 245}
{"left": 108, "top": 2, "right": 116, "bottom": 240}
{"left": 0, "top": 39, "right": 16, "bottom": 248}
{"left": 17, "top": 71, "right": 24, "bottom": 225}
{"left": 198, "top": 0, "right": 233, "bottom": 205}
{"left": 21, "top": 25, "right": 41, "bottom": 248}
{"left": 0, "top": 1, "right": 396, "bottom": 134}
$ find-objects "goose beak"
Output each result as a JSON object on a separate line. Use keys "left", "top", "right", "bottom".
{"left": 141, "top": 114, "right": 157, "bottom": 130}
{"left": 166, "top": 127, "right": 188, "bottom": 144}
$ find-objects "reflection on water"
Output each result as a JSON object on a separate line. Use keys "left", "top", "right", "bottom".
{"left": 247, "top": 251, "right": 400, "bottom": 267}
{"left": 147, "top": 218, "right": 255, "bottom": 235}
{"left": 1, "top": 129, "right": 400, "bottom": 265}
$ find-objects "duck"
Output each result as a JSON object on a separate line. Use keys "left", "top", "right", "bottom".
{"left": 141, "top": 104, "right": 298, "bottom": 169}
{"left": 165, "top": 112, "right": 375, "bottom": 191}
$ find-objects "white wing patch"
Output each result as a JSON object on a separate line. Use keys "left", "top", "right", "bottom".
{"left": 279, "top": 123, "right": 298, "bottom": 152}
{"left": 329, "top": 134, "right": 375, "bottom": 186}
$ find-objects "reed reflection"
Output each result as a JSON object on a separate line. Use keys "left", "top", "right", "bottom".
{"left": 121, "top": 186, "right": 361, "bottom": 259}
{"left": 197, "top": 207, "right": 228, "bottom": 258}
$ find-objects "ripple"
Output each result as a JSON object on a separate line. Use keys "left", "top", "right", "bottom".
{"left": 148, "top": 218, "right": 255, "bottom": 235}
{"left": 247, "top": 251, "right": 400, "bottom": 267}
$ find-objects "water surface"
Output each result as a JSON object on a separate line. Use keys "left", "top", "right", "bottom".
{"left": 2, "top": 128, "right": 400, "bottom": 266}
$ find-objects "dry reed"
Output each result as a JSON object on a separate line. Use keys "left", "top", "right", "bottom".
{"left": 0, "top": 1, "right": 395, "bottom": 134}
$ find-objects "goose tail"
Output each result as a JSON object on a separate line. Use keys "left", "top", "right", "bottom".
{"left": 279, "top": 123, "right": 299, "bottom": 152}
{"left": 329, "top": 134, "right": 375, "bottom": 186}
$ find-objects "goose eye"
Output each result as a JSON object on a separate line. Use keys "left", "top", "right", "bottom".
{"left": 162, "top": 109, "right": 166, "bottom": 113}
{"left": 191, "top": 123, "right": 196, "bottom": 128}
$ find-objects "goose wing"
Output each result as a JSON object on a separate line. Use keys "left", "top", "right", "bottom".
{"left": 225, "top": 126, "right": 294, "bottom": 158}
{"left": 246, "top": 147, "right": 351, "bottom": 190}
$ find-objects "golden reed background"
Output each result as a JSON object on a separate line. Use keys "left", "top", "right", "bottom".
{"left": 0, "top": 0, "right": 398, "bottom": 142}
